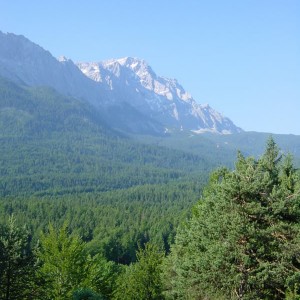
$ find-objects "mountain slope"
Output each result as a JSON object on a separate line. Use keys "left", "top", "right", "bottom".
{"left": 0, "top": 77, "right": 211, "bottom": 196}
{"left": 0, "top": 31, "right": 106, "bottom": 106}
{"left": 0, "top": 31, "right": 241, "bottom": 135}
{"left": 77, "top": 57, "right": 242, "bottom": 134}
{"left": 132, "top": 130, "right": 300, "bottom": 168}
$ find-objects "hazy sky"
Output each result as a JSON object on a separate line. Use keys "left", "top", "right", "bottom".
{"left": 1, "top": 0, "right": 299, "bottom": 134}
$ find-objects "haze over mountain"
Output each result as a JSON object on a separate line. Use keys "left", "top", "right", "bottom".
{"left": 0, "top": 31, "right": 241, "bottom": 135}
{"left": 77, "top": 57, "right": 242, "bottom": 134}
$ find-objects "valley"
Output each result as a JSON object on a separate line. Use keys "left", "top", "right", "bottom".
{"left": 0, "top": 30, "right": 300, "bottom": 299}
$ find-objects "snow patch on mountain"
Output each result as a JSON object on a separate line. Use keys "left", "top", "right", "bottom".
{"left": 77, "top": 57, "right": 242, "bottom": 134}
{"left": 0, "top": 30, "right": 241, "bottom": 135}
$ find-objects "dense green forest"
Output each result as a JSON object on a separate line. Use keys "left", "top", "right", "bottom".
{"left": 0, "top": 76, "right": 209, "bottom": 262}
{"left": 132, "top": 130, "right": 300, "bottom": 168}
{"left": 164, "top": 139, "right": 300, "bottom": 299}
{"left": 0, "top": 182, "right": 203, "bottom": 264}
{"left": 1, "top": 140, "right": 300, "bottom": 299}
{"left": 1, "top": 77, "right": 300, "bottom": 298}
{"left": 0, "top": 77, "right": 210, "bottom": 299}
{"left": 0, "top": 77, "right": 210, "bottom": 196}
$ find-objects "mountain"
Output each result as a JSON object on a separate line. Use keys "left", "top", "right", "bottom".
{"left": 77, "top": 57, "right": 242, "bottom": 134}
{"left": 0, "top": 76, "right": 213, "bottom": 263}
{"left": 0, "top": 31, "right": 241, "bottom": 135}
{"left": 0, "top": 76, "right": 213, "bottom": 195}
{"left": 0, "top": 31, "right": 108, "bottom": 106}
{"left": 1, "top": 31, "right": 300, "bottom": 267}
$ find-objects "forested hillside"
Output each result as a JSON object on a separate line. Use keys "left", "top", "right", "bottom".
{"left": 0, "top": 77, "right": 210, "bottom": 195}
{"left": 1, "top": 67, "right": 300, "bottom": 300}
{"left": 0, "top": 21, "right": 299, "bottom": 300}
{"left": 0, "top": 76, "right": 209, "bottom": 267}
{"left": 133, "top": 130, "right": 300, "bottom": 168}
{"left": 1, "top": 140, "right": 300, "bottom": 299}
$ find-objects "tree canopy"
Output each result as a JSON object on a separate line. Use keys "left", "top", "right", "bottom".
{"left": 164, "top": 138, "right": 300, "bottom": 299}
{"left": 1, "top": 138, "right": 300, "bottom": 299}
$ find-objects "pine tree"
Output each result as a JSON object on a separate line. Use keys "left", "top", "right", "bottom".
{"left": 84, "top": 253, "right": 121, "bottom": 299}
{"left": 0, "top": 215, "right": 37, "bottom": 300}
{"left": 72, "top": 288, "right": 104, "bottom": 300}
{"left": 114, "top": 243, "right": 165, "bottom": 300}
{"left": 37, "top": 223, "right": 89, "bottom": 300}
{"left": 163, "top": 138, "right": 300, "bottom": 299}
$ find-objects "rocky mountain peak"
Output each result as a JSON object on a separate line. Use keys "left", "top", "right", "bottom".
{"left": 0, "top": 31, "right": 242, "bottom": 135}
{"left": 77, "top": 57, "right": 242, "bottom": 134}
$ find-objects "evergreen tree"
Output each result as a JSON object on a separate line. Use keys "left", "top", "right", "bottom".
{"left": 72, "top": 288, "right": 104, "bottom": 300}
{"left": 164, "top": 139, "right": 300, "bottom": 299}
{"left": 37, "top": 223, "right": 120, "bottom": 299}
{"left": 37, "top": 223, "right": 89, "bottom": 299}
{"left": 0, "top": 215, "right": 37, "bottom": 300}
{"left": 85, "top": 253, "right": 121, "bottom": 299}
{"left": 114, "top": 243, "right": 165, "bottom": 300}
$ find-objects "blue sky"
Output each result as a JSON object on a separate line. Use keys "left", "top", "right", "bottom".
{"left": 1, "top": 0, "right": 299, "bottom": 134}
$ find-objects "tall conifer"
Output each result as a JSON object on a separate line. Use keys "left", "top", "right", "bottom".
{"left": 164, "top": 138, "right": 300, "bottom": 299}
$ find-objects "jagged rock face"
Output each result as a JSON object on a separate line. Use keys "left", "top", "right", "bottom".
{"left": 0, "top": 31, "right": 242, "bottom": 134}
{"left": 77, "top": 57, "right": 242, "bottom": 134}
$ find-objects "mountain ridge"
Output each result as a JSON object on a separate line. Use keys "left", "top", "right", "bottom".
{"left": 0, "top": 31, "right": 106, "bottom": 106}
{"left": 77, "top": 57, "right": 242, "bottom": 134}
{"left": 0, "top": 31, "right": 241, "bottom": 135}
